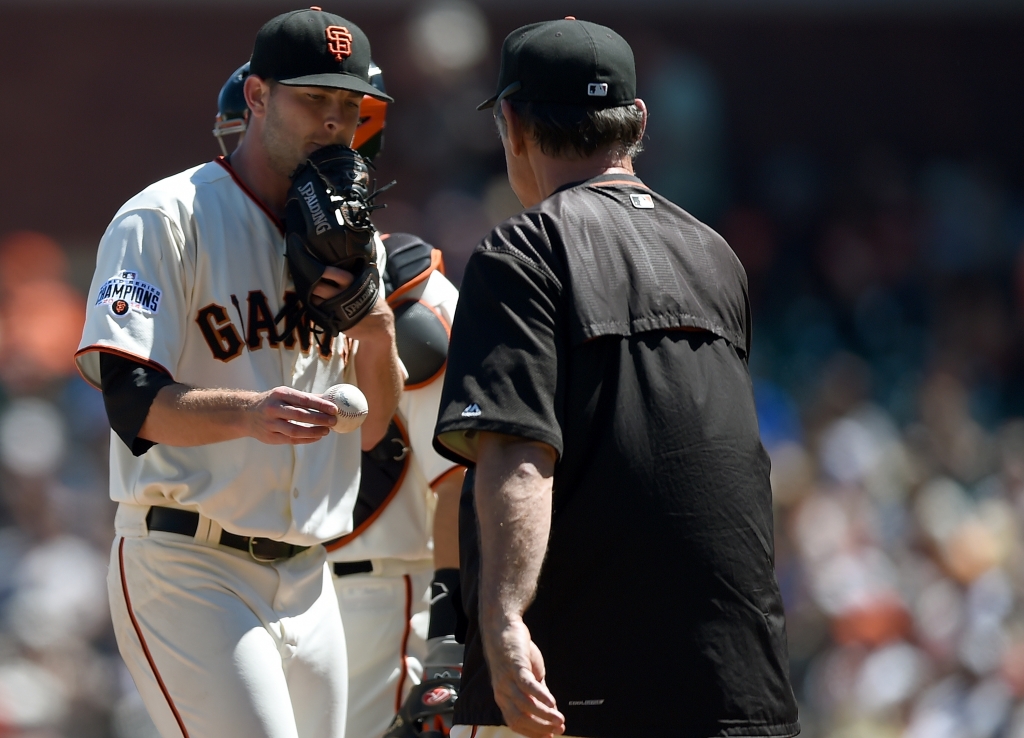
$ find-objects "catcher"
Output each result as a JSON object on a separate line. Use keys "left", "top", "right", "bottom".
{"left": 291, "top": 79, "right": 467, "bottom": 738}
{"left": 284, "top": 78, "right": 465, "bottom": 738}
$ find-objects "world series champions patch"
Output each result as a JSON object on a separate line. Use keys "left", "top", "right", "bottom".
{"left": 95, "top": 271, "right": 162, "bottom": 317}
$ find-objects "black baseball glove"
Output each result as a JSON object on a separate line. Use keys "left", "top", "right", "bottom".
{"left": 284, "top": 144, "right": 385, "bottom": 338}
{"left": 382, "top": 677, "right": 458, "bottom": 738}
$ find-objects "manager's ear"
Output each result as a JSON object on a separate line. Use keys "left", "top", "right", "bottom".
{"left": 500, "top": 99, "right": 527, "bottom": 158}
{"left": 635, "top": 98, "right": 648, "bottom": 138}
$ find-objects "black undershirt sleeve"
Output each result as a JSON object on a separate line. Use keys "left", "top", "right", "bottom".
{"left": 99, "top": 353, "right": 177, "bottom": 457}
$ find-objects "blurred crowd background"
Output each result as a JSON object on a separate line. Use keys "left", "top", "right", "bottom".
{"left": 2, "top": 0, "right": 1024, "bottom": 736}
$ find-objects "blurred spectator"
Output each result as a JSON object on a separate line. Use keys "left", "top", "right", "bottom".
{"left": 642, "top": 54, "right": 728, "bottom": 224}
{"left": 0, "top": 232, "right": 85, "bottom": 393}
{"left": 4, "top": 7, "right": 1024, "bottom": 736}
{"left": 0, "top": 230, "right": 121, "bottom": 737}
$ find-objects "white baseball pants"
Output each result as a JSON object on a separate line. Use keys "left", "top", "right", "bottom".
{"left": 109, "top": 532, "right": 348, "bottom": 738}
{"left": 333, "top": 565, "right": 432, "bottom": 738}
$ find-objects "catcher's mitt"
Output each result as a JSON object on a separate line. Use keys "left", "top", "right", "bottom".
{"left": 382, "top": 677, "right": 458, "bottom": 738}
{"left": 284, "top": 144, "right": 386, "bottom": 338}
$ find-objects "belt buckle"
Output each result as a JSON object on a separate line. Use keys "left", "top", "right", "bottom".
{"left": 248, "top": 537, "right": 279, "bottom": 563}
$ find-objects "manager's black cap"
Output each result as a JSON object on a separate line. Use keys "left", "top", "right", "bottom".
{"left": 478, "top": 17, "right": 635, "bottom": 111}
{"left": 250, "top": 7, "right": 394, "bottom": 102}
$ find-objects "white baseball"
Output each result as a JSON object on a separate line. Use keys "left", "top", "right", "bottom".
{"left": 322, "top": 384, "right": 369, "bottom": 434}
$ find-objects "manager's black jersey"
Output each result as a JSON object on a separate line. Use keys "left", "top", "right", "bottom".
{"left": 434, "top": 173, "right": 800, "bottom": 738}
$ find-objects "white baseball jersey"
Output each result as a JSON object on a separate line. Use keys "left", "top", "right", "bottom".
{"left": 328, "top": 268, "right": 460, "bottom": 563}
{"left": 77, "top": 158, "right": 370, "bottom": 546}
{"left": 85, "top": 155, "right": 368, "bottom": 738}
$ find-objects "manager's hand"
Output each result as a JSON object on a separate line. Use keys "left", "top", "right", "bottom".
{"left": 486, "top": 615, "right": 565, "bottom": 738}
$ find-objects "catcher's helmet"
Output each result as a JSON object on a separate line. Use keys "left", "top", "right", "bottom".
{"left": 352, "top": 62, "right": 388, "bottom": 161}
{"left": 212, "top": 61, "right": 388, "bottom": 160}
{"left": 213, "top": 62, "right": 250, "bottom": 156}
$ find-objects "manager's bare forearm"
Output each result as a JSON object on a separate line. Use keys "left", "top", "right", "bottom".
{"left": 475, "top": 433, "right": 557, "bottom": 635}
{"left": 476, "top": 432, "right": 564, "bottom": 737}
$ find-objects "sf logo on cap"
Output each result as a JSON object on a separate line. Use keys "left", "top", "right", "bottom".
{"left": 325, "top": 26, "right": 353, "bottom": 61}
{"left": 588, "top": 83, "right": 609, "bottom": 97}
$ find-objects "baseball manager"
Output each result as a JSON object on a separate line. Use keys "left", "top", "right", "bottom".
{"left": 434, "top": 17, "right": 800, "bottom": 738}
{"left": 76, "top": 8, "right": 401, "bottom": 738}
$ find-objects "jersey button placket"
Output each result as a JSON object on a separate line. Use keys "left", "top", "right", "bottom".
{"left": 286, "top": 445, "right": 298, "bottom": 517}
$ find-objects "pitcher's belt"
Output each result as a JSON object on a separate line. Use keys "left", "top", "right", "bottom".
{"left": 145, "top": 506, "right": 310, "bottom": 562}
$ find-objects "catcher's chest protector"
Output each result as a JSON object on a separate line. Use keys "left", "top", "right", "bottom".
{"left": 325, "top": 234, "right": 450, "bottom": 552}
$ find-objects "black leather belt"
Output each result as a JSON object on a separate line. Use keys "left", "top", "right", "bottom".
{"left": 146, "top": 507, "right": 310, "bottom": 563}
{"left": 333, "top": 560, "right": 374, "bottom": 577}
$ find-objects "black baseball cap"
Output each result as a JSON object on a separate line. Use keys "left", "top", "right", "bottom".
{"left": 249, "top": 7, "right": 393, "bottom": 102}
{"left": 478, "top": 17, "right": 635, "bottom": 111}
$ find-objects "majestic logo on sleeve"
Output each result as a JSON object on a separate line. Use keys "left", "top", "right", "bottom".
{"left": 325, "top": 26, "right": 353, "bottom": 61}
{"left": 95, "top": 271, "right": 161, "bottom": 317}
